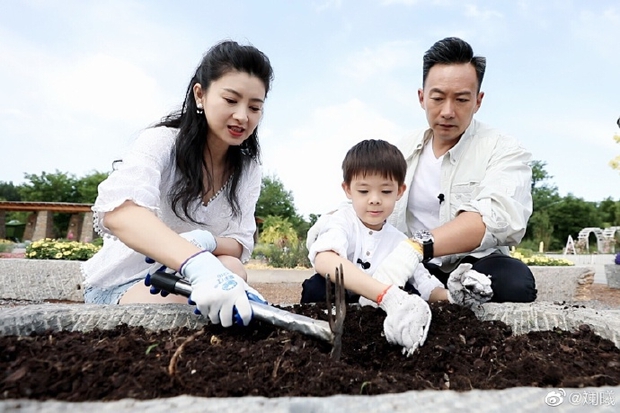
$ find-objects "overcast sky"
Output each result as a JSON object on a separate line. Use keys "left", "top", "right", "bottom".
{"left": 1, "top": 0, "right": 619, "bottom": 218}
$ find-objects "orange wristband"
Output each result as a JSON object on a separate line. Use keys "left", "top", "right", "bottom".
{"left": 376, "top": 285, "right": 392, "bottom": 305}
{"left": 406, "top": 239, "right": 424, "bottom": 256}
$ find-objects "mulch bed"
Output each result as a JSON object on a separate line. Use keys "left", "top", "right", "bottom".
{"left": 1, "top": 302, "right": 619, "bottom": 401}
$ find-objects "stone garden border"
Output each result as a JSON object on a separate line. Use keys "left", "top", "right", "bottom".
{"left": 0, "top": 259, "right": 618, "bottom": 412}
{"left": 1, "top": 303, "right": 618, "bottom": 412}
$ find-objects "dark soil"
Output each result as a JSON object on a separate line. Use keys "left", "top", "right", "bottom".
{"left": 1, "top": 302, "right": 619, "bottom": 401}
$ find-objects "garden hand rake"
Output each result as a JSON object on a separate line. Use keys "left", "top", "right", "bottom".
{"left": 149, "top": 270, "right": 346, "bottom": 358}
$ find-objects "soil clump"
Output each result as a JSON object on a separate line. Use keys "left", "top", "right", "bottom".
{"left": 1, "top": 302, "right": 619, "bottom": 401}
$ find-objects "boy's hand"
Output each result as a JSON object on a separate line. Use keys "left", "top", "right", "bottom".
{"left": 378, "top": 285, "right": 431, "bottom": 356}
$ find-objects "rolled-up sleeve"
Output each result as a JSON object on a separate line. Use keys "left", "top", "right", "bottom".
{"left": 308, "top": 211, "right": 351, "bottom": 267}
{"left": 458, "top": 138, "right": 533, "bottom": 251}
{"left": 92, "top": 127, "right": 176, "bottom": 237}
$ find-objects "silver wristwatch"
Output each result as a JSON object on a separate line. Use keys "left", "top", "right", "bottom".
{"left": 413, "top": 230, "right": 434, "bottom": 263}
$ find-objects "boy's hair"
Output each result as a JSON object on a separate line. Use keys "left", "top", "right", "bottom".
{"left": 342, "top": 139, "right": 407, "bottom": 185}
{"left": 422, "top": 37, "right": 486, "bottom": 92}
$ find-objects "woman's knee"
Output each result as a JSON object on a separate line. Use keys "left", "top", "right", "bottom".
{"left": 218, "top": 255, "right": 247, "bottom": 281}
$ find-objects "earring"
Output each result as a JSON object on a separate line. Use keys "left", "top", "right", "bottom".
{"left": 196, "top": 102, "right": 204, "bottom": 115}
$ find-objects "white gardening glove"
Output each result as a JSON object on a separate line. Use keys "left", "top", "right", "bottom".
{"left": 180, "top": 250, "right": 253, "bottom": 327}
{"left": 378, "top": 285, "right": 432, "bottom": 356}
{"left": 446, "top": 263, "right": 493, "bottom": 308}
{"left": 358, "top": 239, "right": 423, "bottom": 307}
{"left": 144, "top": 229, "right": 218, "bottom": 295}
{"left": 373, "top": 239, "right": 423, "bottom": 287}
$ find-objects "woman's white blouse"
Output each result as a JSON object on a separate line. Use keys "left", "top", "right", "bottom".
{"left": 82, "top": 126, "right": 261, "bottom": 290}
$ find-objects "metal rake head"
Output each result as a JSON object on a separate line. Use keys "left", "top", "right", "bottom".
{"left": 325, "top": 264, "right": 346, "bottom": 361}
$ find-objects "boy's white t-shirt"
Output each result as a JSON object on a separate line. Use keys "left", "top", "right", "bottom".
{"left": 308, "top": 205, "right": 406, "bottom": 276}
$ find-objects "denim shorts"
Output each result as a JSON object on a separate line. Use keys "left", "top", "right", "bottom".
{"left": 84, "top": 278, "right": 143, "bottom": 304}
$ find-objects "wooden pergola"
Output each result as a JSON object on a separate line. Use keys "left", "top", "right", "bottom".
{"left": 0, "top": 201, "right": 95, "bottom": 242}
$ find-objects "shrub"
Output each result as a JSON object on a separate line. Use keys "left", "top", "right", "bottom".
{"left": 259, "top": 216, "right": 299, "bottom": 247}
{"left": 0, "top": 239, "right": 14, "bottom": 253}
{"left": 252, "top": 242, "right": 310, "bottom": 269}
{"left": 26, "top": 238, "right": 101, "bottom": 261}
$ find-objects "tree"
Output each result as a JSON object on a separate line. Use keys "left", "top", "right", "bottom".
{"left": 76, "top": 171, "right": 108, "bottom": 203}
{"left": 0, "top": 181, "right": 26, "bottom": 226}
{"left": 0, "top": 181, "right": 21, "bottom": 201}
{"left": 15, "top": 170, "right": 107, "bottom": 238}
{"left": 529, "top": 209, "right": 553, "bottom": 251}
{"left": 547, "top": 194, "right": 602, "bottom": 250}
{"left": 529, "top": 160, "right": 560, "bottom": 205}
{"left": 255, "top": 175, "right": 297, "bottom": 220}
{"left": 18, "top": 170, "right": 79, "bottom": 203}
{"left": 524, "top": 160, "right": 561, "bottom": 248}
{"left": 255, "top": 174, "right": 309, "bottom": 239}
{"left": 598, "top": 197, "right": 620, "bottom": 227}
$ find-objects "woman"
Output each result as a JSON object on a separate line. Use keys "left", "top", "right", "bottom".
{"left": 82, "top": 40, "right": 274, "bottom": 328}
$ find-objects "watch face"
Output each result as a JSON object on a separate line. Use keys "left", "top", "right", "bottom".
{"left": 415, "top": 230, "right": 433, "bottom": 243}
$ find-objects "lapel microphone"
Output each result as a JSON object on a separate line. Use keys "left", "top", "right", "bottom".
{"left": 438, "top": 193, "right": 445, "bottom": 204}
{"left": 356, "top": 258, "right": 371, "bottom": 270}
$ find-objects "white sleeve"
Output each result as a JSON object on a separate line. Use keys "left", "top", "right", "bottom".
{"left": 308, "top": 209, "right": 353, "bottom": 266}
{"left": 92, "top": 127, "right": 176, "bottom": 237}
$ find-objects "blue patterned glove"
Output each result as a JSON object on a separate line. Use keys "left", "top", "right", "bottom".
{"left": 180, "top": 250, "right": 260, "bottom": 327}
{"left": 144, "top": 229, "right": 218, "bottom": 296}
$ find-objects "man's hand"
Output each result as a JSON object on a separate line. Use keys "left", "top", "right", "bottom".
{"left": 378, "top": 285, "right": 432, "bottom": 356}
{"left": 180, "top": 250, "right": 254, "bottom": 327}
{"left": 446, "top": 263, "right": 493, "bottom": 308}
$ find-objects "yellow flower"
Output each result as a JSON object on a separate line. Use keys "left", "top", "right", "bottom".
{"left": 54, "top": 252, "right": 63, "bottom": 259}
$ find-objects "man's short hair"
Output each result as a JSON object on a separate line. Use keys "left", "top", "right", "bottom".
{"left": 422, "top": 37, "right": 486, "bottom": 92}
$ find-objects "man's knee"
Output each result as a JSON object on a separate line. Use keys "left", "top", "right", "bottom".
{"left": 472, "top": 255, "right": 537, "bottom": 303}
{"left": 300, "top": 273, "right": 327, "bottom": 303}
{"left": 300, "top": 273, "right": 360, "bottom": 304}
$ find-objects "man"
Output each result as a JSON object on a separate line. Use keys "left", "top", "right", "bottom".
{"left": 384, "top": 37, "right": 537, "bottom": 303}
{"left": 308, "top": 37, "right": 536, "bottom": 304}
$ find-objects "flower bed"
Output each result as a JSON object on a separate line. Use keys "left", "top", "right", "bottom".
{"left": 25, "top": 238, "right": 100, "bottom": 261}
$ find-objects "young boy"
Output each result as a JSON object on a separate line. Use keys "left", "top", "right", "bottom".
{"left": 301, "top": 140, "right": 493, "bottom": 356}
{"left": 301, "top": 139, "right": 444, "bottom": 305}
{"left": 300, "top": 139, "right": 439, "bottom": 356}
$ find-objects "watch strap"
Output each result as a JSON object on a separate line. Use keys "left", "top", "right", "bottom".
{"left": 421, "top": 240, "right": 433, "bottom": 263}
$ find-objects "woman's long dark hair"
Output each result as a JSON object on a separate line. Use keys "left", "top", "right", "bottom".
{"left": 155, "top": 40, "right": 274, "bottom": 223}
